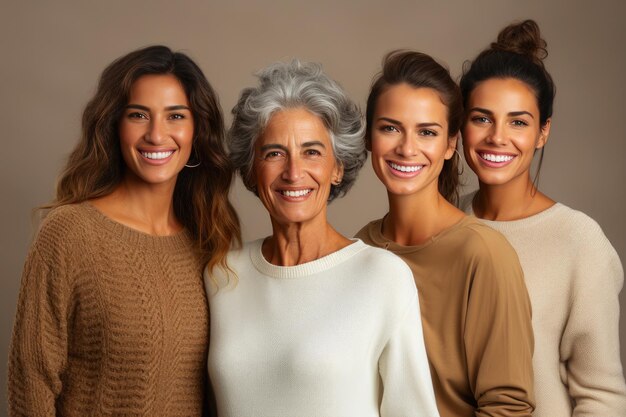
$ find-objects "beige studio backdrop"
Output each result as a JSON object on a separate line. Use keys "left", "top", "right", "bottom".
{"left": 1, "top": 0, "right": 625, "bottom": 413}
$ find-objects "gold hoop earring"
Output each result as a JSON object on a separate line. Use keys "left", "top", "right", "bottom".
{"left": 453, "top": 148, "right": 464, "bottom": 175}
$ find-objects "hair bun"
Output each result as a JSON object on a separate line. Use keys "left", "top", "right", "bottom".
{"left": 491, "top": 19, "right": 548, "bottom": 65}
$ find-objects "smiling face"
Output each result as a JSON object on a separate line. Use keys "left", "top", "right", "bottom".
{"left": 253, "top": 108, "right": 342, "bottom": 226}
{"left": 370, "top": 84, "right": 456, "bottom": 198}
{"left": 462, "top": 77, "right": 550, "bottom": 187}
{"left": 119, "top": 74, "right": 194, "bottom": 188}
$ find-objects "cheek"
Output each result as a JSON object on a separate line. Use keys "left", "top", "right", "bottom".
{"left": 254, "top": 162, "right": 280, "bottom": 189}
{"left": 422, "top": 139, "right": 448, "bottom": 160}
{"left": 177, "top": 126, "right": 194, "bottom": 148}
{"left": 118, "top": 123, "right": 136, "bottom": 148}
{"left": 514, "top": 133, "right": 540, "bottom": 156}
{"left": 370, "top": 136, "right": 393, "bottom": 159}
{"left": 461, "top": 127, "right": 479, "bottom": 150}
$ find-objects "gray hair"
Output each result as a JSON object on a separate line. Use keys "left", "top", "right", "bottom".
{"left": 228, "top": 60, "right": 367, "bottom": 202}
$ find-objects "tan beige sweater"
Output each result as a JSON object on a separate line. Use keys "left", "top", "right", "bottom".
{"left": 9, "top": 203, "right": 210, "bottom": 417}
{"left": 461, "top": 195, "right": 626, "bottom": 417}
{"left": 356, "top": 216, "right": 535, "bottom": 417}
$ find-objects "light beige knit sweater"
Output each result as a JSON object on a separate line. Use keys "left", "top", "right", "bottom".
{"left": 461, "top": 194, "right": 626, "bottom": 417}
{"left": 8, "top": 203, "right": 210, "bottom": 417}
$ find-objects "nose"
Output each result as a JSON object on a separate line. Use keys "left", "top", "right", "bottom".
{"left": 486, "top": 122, "right": 507, "bottom": 145}
{"left": 282, "top": 155, "right": 304, "bottom": 182}
{"left": 396, "top": 134, "right": 418, "bottom": 157}
{"left": 145, "top": 119, "right": 167, "bottom": 144}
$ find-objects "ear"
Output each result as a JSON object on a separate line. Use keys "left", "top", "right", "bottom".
{"left": 536, "top": 118, "right": 551, "bottom": 149}
{"left": 333, "top": 160, "right": 345, "bottom": 185}
{"left": 444, "top": 134, "right": 459, "bottom": 160}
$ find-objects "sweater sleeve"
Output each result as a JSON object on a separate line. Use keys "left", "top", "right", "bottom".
{"left": 8, "top": 243, "right": 70, "bottom": 417}
{"left": 560, "top": 220, "right": 626, "bottom": 416}
{"left": 379, "top": 291, "right": 441, "bottom": 417}
{"left": 464, "top": 237, "right": 535, "bottom": 417}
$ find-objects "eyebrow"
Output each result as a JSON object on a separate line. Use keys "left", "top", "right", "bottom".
{"left": 125, "top": 104, "right": 191, "bottom": 111}
{"left": 470, "top": 107, "right": 535, "bottom": 119}
{"left": 377, "top": 116, "right": 443, "bottom": 128}
{"left": 259, "top": 141, "right": 326, "bottom": 153}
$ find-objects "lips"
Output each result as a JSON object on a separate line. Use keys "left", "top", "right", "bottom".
{"left": 141, "top": 151, "right": 174, "bottom": 160}
{"left": 279, "top": 189, "right": 312, "bottom": 197}
{"left": 386, "top": 160, "right": 424, "bottom": 177}
{"left": 275, "top": 188, "right": 314, "bottom": 202}
{"left": 477, "top": 151, "right": 516, "bottom": 167}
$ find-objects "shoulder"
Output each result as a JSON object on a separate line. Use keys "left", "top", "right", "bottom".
{"left": 349, "top": 240, "right": 417, "bottom": 297}
{"left": 354, "top": 219, "right": 384, "bottom": 246}
{"left": 22, "top": 204, "right": 96, "bottom": 286}
{"left": 553, "top": 205, "right": 623, "bottom": 285}
{"left": 551, "top": 204, "right": 613, "bottom": 241}
{"left": 445, "top": 218, "right": 525, "bottom": 288}
{"left": 354, "top": 241, "right": 411, "bottom": 272}
{"left": 536, "top": 204, "right": 620, "bottom": 261}
{"left": 33, "top": 203, "right": 97, "bottom": 255}
{"left": 227, "top": 239, "right": 259, "bottom": 269}
{"left": 451, "top": 216, "right": 519, "bottom": 263}
{"left": 204, "top": 239, "right": 259, "bottom": 291}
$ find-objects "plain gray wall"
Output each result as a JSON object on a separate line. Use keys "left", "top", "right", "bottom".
{"left": 2, "top": 1, "right": 624, "bottom": 414}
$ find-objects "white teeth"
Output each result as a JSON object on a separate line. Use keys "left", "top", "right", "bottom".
{"left": 141, "top": 151, "right": 174, "bottom": 160}
{"left": 389, "top": 162, "right": 423, "bottom": 172}
{"left": 281, "top": 189, "right": 312, "bottom": 197}
{"left": 480, "top": 153, "right": 514, "bottom": 163}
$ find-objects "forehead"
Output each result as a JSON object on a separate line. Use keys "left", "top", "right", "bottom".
{"left": 469, "top": 78, "right": 539, "bottom": 113}
{"left": 128, "top": 74, "right": 189, "bottom": 104}
{"left": 376, "top": 84, "right": 448, "bottom": 121}
{"left": 257, "top": 108, "right": 331, "bottom": 146}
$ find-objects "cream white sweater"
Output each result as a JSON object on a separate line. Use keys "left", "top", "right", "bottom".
{"left": 205, "top": 239, "right": 440, "bottom": 417}
{"left": 461, "top": 194, "right": 626, "bottom": 417}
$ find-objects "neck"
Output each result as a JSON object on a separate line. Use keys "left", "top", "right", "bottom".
{"left": 474, "top": 174, "right": 552, "bottom": 221}
{"left": 91, "top": 175, "right": 181, "bottom": 236}
{"left": 385, "top": 184, "right": 464, "bottom": 246}
{"left": 264, "top": 211, "right": 350, "bottom": 266}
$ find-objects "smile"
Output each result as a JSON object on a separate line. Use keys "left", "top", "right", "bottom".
{"left": 386, "top": 161, "right": 424, "bottom": 178}
{"left": 389, "top": 162, "right": 423, "bottom": 172}
{"left": 279, "top": 189, "right": 313, "bottom": 197}
{"left": 141, "top": 151, "right": 174, "bottom": 160}
{"left": 479, "top": 152, "right": 514, "bottom": 163}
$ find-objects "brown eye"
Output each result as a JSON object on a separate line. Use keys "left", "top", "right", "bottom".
{"left": 128, "top": 112, "right": 148, "bottom": 119}
{"left": 380, "top": 125, "right": 399, "bottom": 133}
{"left": 420, "top": 129, "right": 437, "bottom": 137}
{"left": 471, "top": 116, "right": 490, "bottom": 124}
{"left": 304, "top": 149, "right": 322, "bottom": 156}
{"left": 264, "top": 151, "right": 283, "bottom": 160}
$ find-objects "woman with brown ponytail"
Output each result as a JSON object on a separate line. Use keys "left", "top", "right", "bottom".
{"left": 460, "top": 20, "right": 626, "bottom": 416}
{"left": 356, "top": 50, "right": 535, "bottom": 417}
{"left": 8, "top": 45, "right": 240, "bottom": 416}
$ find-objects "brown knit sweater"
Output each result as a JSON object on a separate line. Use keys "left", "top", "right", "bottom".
{"left": 8, "top": 203, "right": 210, "bottom": 417}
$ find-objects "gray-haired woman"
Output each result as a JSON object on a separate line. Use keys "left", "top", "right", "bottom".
{"left": 204, "top": 61, "right": 440, "bottom": 417}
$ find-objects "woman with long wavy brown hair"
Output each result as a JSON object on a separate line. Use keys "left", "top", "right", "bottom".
{"left": 8, "top": 45, "right": 240, "bottom": 417}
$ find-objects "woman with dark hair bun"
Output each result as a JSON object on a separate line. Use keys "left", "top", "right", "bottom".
{"left": 460, "top": 19, "right": 626, "bottom": 416}
{"left": 356, "top": 50, "right": 535, "bottom": 417}
{"left": 8, "top": 45, "right": 240, "bottom": 416}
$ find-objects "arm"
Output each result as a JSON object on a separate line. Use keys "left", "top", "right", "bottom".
{"left": 8, "top": 246, "right": 69, "bottom": 417}
{"left": 379, "top": 292, "right": 441, "bottom": 417}
{"left": 464, "top": 240, "right": 535, "bottom": 417}
{"left": 561, "top": 222, "right": 626, "bottom": 415}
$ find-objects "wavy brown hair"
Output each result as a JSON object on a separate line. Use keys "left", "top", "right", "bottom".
{"left": 48, "top": 45, "right": 241, "bottom": 271}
